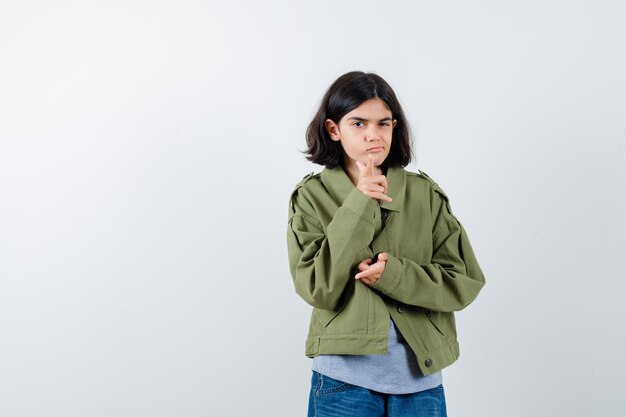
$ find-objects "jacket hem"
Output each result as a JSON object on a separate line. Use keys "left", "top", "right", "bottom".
{"left": 414, "top": 340, "right": 460, "bottom": 376}
{"left": 305, "top": 336, "right": 460, "bottom": 376}
{"left": 305, "top": 334, "right": 389, "bottom": 357}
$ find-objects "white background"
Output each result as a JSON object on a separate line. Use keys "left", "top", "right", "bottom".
{"left": 1, "top": 1, "right": 625, "bottom": 416}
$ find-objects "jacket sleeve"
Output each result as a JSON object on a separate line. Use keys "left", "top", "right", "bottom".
{"left": 371, "top": 183, "right": 486, "bottom": 312}
{"left": 287, "top": 184, "right": 377, "bottom": 311}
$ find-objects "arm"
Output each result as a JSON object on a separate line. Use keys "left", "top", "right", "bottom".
{"left": 287, "top": 186, "right": 377, "bottom": 311}
{"left": 371, "top": 184, "right": 486, "bottom": 312}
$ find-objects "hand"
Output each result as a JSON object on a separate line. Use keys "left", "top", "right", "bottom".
{"left": 355, "top": 154, "right": 392, "bottom": 203}
{"left": 355, "top": 252, "right": 388, "bottom": 286}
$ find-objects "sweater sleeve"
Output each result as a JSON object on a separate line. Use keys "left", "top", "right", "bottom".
{"left": 287, "top": 185, "right": 377, "bottom": 311}
{"left": 371, "top": 183, "right": 486, "bottom": 312}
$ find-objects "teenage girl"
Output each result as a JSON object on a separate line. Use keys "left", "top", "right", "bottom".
{"left": 287, "top": 71, "right": 485, "bottom": 417}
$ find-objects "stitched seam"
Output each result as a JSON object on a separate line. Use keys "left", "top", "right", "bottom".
{"left": 433, "top": 223, "right": 444, "bottom": 244}
{"left": 311, "top": 333, "right": 388, "bottom": 338}
{"left": 314, "top": 371, "right": 318, "bottom": 416}
{"left": 388, "top": 272, "right": 402, "bottom": 295}
{"left": 293, "top": 213, "right": 322, "bottom": 228}
{"left": 343, "top": 207, "right": 376, "bottom": 227}
{"left": 349, "top": 246, "right": 369, "bottom": 275}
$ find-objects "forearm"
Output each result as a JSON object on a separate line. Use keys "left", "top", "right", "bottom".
{"left": 371, "top": 253, "right": 485, "bottom": 312}
{"left": 371, "top": 221, "right": 486, "bottom": 312}
{"left": 288, "top": 188, "right": 378, "bottom": 310}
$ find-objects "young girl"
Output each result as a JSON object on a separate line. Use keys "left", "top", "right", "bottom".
{"left": 287, "top": 71, "right": 485, "bottom": 417}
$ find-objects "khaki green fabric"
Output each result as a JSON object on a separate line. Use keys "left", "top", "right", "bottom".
{"left": 287, "top": 165, "right": 485, "bottom": 376}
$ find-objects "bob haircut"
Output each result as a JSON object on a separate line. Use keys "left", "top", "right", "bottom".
{"left": 305, "top": 71, "right": 413, "bottom": 168}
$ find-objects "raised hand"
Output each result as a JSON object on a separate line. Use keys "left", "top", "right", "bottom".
{"left": 355, "top": 154, "right": 392, "bottom": 203}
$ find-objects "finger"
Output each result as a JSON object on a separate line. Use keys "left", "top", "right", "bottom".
{"left": 355, "top": 269, "right": 371, "bottom": 280}
{"left": 360, "top": 183, "right": 386, "bottom": 194}
{"left": 367, "top": 153, "right": 374, "bottom": 176}
{"left": 370, "top": 175, "right": 388, "bottom": 188}
{"left": 355, "top": 263, "right": 381, "bottom": 280}
{"left": 378, "top": 252, "right": 388, "bottom": 262}
{"left": 366, "top": 175, "right": 387, "bottom": 192}
{"left": 357, "top": 260, "right": 371, "bottom": 272}
{"left": 364, "top": 192, "right": 392, "bottom": 202}
{"left": 356, "top": 273, "right": 373, "bottom": 281}
{"left": 359, "top": 277, "right": 374, "bottom": 286}
{"left": 356, "top": 160, "right": 366, "bottom": 177}
{"left": 356, "top": 271, "right": 378, "bottom": 285}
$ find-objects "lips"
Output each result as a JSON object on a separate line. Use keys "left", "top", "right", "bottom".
{"left": 367, "top": 147, "right": 384, "bottom": 153}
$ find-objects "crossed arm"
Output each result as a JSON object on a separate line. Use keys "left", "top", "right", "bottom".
{"left": 287, "top": 160, "right": 484, "bottom": 313}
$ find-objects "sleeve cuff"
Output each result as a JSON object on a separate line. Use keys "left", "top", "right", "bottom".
{"left": 372, "top": 253, "right": 403, "bottom": 295}
{"left": 341, "top": 187, "right": 378, "bottom": 225}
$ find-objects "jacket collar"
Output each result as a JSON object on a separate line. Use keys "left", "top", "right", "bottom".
{"left": 321, "top": 165, "right": 406, "bottom": 212}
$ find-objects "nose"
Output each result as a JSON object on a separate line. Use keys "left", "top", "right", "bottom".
{"left": 364, "top": 125, "right": 382, "bottom": 141}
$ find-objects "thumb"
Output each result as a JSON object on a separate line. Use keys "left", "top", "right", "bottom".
{"left": 356, "top": 160, "right": 367, "bottom": 177}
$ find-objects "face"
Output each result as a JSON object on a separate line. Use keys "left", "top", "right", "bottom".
{"left": 325, "top": 98, "right": 397, "bottom": 173}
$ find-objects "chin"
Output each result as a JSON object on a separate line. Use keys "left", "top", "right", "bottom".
{"left": 370, "top": 155, "right": 387, "bottom": 166}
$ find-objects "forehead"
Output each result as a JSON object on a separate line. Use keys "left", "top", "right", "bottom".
{"left": 344, "top": 98, "right": 392, "bottom": 119}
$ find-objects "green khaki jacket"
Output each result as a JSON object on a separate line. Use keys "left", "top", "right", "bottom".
{"left": 286, "top": 165, "right": 486, "bottom": 376}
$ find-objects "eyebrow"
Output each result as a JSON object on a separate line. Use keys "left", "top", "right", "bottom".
{"left": 347, "top": 117, "right": 393, "bottom": 122}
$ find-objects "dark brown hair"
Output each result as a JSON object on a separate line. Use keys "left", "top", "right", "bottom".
{"left": 305, "top": 71, "right": 413, "bottom": 168}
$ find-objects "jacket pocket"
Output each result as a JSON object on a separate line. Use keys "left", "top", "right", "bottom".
{"left": 314, "top": 304, "right": 346, "bottom": 327}
{"left": 314, "top": 278, "right": 355, "bottom": 327}
{"left": 425, "top": 309, "right": 446, "bottom": 337}
{"left": 314, "top": 291, "right": 350, "bottom": 327}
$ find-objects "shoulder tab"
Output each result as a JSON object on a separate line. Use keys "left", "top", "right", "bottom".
{"left": 291, "top": 172, "right": 316, "bottom": 192}
{"left": 289, "top": 172, "right": 316, "bottom": 216}
{"left": 418, "top": 169, "right": 437, "bottom": 182}
{"left": 294, "top": 172, "right": 316, "bottom": 190}
{"left": 418, "top": 170, "right": 449, "bottom": 202}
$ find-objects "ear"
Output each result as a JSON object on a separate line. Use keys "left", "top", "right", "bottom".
{"left": 392, "top": 119, "right": 397, "bottom": 129}
{"left": 325, "top": 119, "right": 341, "bottom": 141}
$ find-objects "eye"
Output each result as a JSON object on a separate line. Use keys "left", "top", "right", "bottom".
{"left": 380, "top": 122, "right": 390, "bottom": 127}
{"left": 353, "top": 121, "right": 365, "bottom": 127}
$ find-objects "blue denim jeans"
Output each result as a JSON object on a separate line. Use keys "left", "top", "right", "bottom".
{"left": 308, "top": 371, "right": 447, "bottom": 417}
